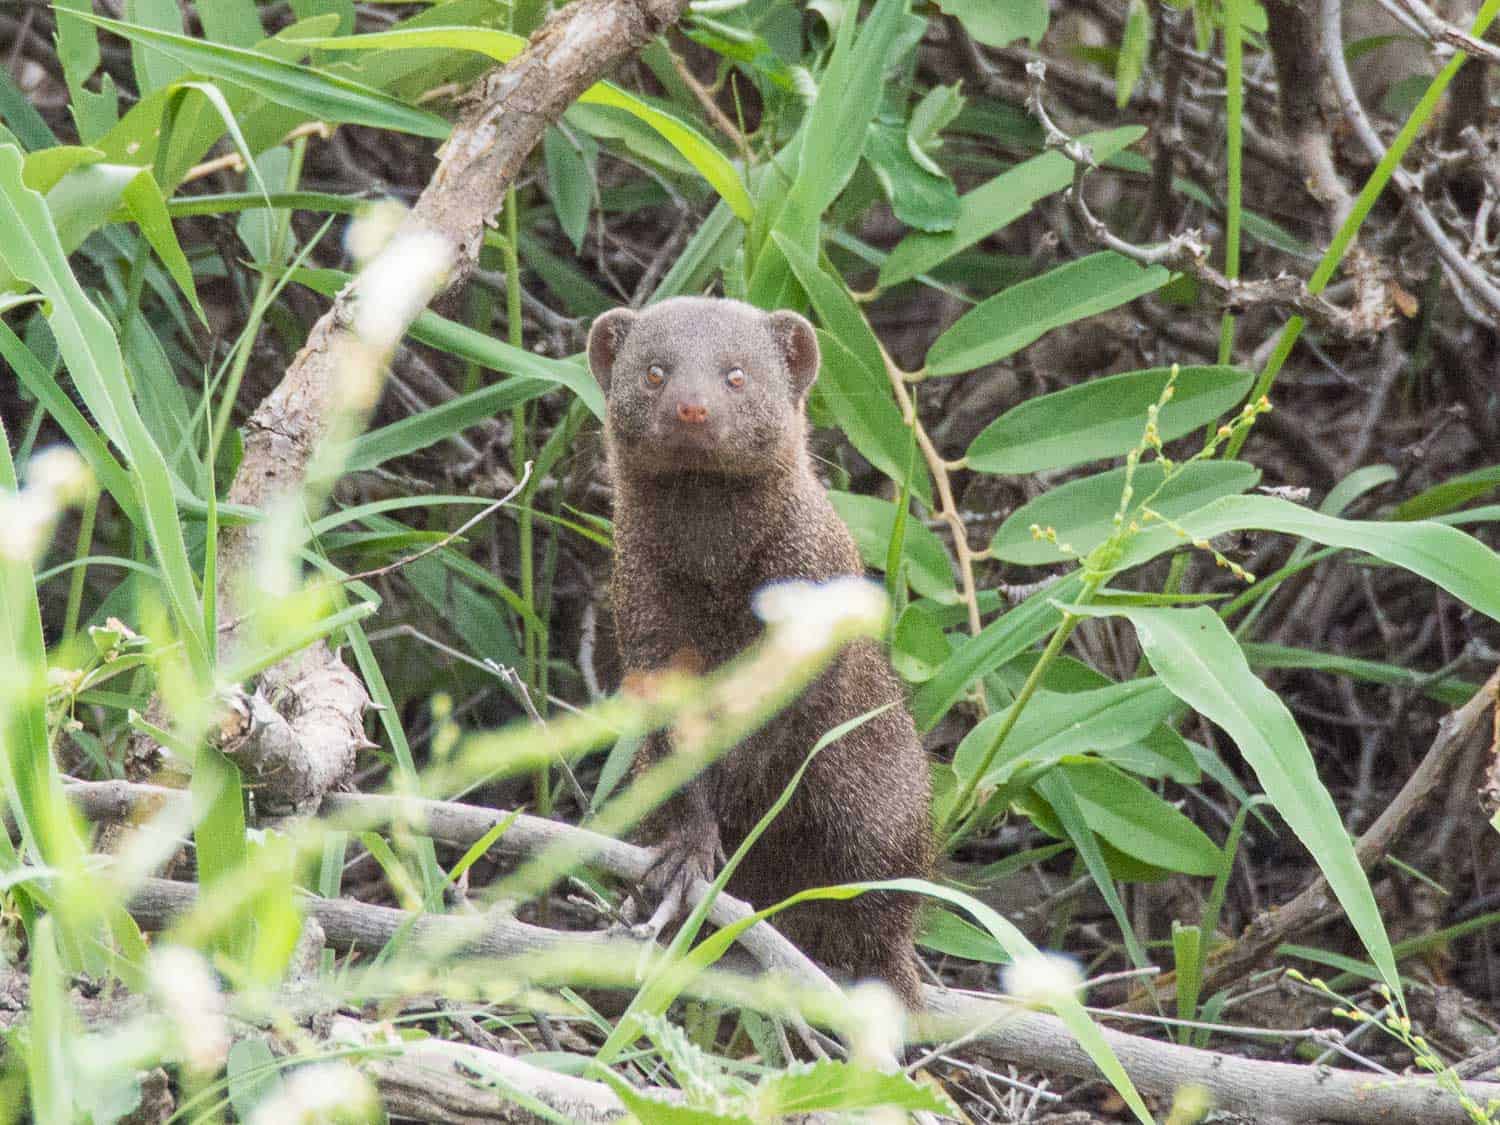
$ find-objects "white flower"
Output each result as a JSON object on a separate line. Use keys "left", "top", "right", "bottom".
{"left": 1001, "top": 951, "right": 1086, "bottom": 1008}
{"left": 25, "top": 446, "right": 93, "bottom": 506}
{"left": 844, "top": 980, "right": 906, "bottom": 1065}
{"left": 344, "top": 198, "right": 409, "bottom": 264}
{"left": 352, "top": 228, "right": 453, "bottom": 353}
{"left": 0, "top": 488, "right": 59, "bottom": 564}
{"left": 752, "top": 576, "right": 888, "bottom": 655}
{"left": 149, "top": 945, "right": 229, "bottom": 1074}
{"left": 248, "top": 1062, "right": 378, "bottom": 1124}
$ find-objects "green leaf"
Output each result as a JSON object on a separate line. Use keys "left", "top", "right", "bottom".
{"left": 55, "top": 0, "right": 121, "bottom": 142}
{"left": 544, "top": 127, "right": 593, "bottom": 254}
{"left": 1116, "top": 0, "right": 1151, "bottom": 109}
{"left": 756, "top": 1059, "right": 955, "bottom": 1116}
{"left": 293, "top": 27, "right": 753, "bottom": 219}
{"left": 991, "top": 460, "right": 1261, "bottom": 566}
{"left": 119, "top": 167, "right": 206, "bottom": 323}
{"left": 933, "top": 0, "right": 1048, "bottom": 46}
{"left": 918, "top": 906, "right": 1010, "bottom": 963}
{"left": 126, "top": 0, "right": 188, "bottom": 94}
{"left": 828, "top": 491, "right": 956, "bottom": 603}
{"left": 879, "top": 126, "right": 1143, "bottom": 287}
{"left": 865, "top": 119, "right": 959, "bottom": 233}
{"left": 286, "top": 264, "right": 605, "bottom": 422}
{"left": 927, "top": 253, "right": 1171, "bottom": 375}
{"left": 226, "top": 1039, "right": 283, "bottom": 1121}
{"left": 891, "top": 602, "right": 952, "bottom": 682}
{"left": 75, "top": 13, "right": 452, "bottom": 139}
{"left": 953, "top": 679, "right": 1181, "bottom": 788}
{"left": 907, "top": 83, "right": 966, "bottom": 174}
{"left": 1394, "top": 464, "right": 1500, "bottom": 520}
{"left": 911, "top": 571, "right": 1086, "bottom": 730}
{"left": 1057, "top": 760, "right": 1220, "bottom": 876}
{"left": 1065, "top": 604, "right": 1401, "bottom": 998}
{"left": 0, "top": 145, "right": 206, "bottom": 669}
{"left": 815, "top": 329, "right": 934, "bottom": 506}
{"left": 772, "top": 233, "right": 886, "bottom": 389}
{"left": 1115, "top": 495, "right": 1500, "bottom": 621}
{"left": 967, "top": 365, "right": 1253, "bottom": 474}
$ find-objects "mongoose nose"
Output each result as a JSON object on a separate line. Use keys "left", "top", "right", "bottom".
{"left": 675, "top": 401, "right": 709, "bottom": 424}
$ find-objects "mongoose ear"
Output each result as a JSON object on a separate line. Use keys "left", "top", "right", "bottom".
{"left": 587, "top": 308, "right": 638, "bottom": 393}
{"left": 768, "top": 310, "right": 820, "bottom": 399}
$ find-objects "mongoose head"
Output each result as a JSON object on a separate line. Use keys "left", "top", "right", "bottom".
{"left": 587, "top": 297, "right": 820, "bottom": 477}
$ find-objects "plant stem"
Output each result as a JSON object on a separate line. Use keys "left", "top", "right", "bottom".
{"left": 940, "top": 572, "right": 1104, "bottom": 844}
{"left": 1217, "top": 0, "right": 1244, "bottom": 367}
{"left": 504, "top": 185, "right": 547, "bottom": 813}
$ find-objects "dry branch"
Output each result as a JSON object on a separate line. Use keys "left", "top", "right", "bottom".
{"left": 924, "top": 990, "right": 1500, "bottom": 1125}
{"left": 119, "top": 873, "right": 1500, "bottom": 1124}
{"left": 131, "top": 0, "right": 695, "bottom": 801}
{"left": 66, "top": 780, "right": 840, "bottom": 994}
{"left": 81, "top": 778, "right": 1500, "bottom": 1123}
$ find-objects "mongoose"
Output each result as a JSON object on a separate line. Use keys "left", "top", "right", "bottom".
{"left": 587, "top": 296, "right": 933, "bottom": 1006}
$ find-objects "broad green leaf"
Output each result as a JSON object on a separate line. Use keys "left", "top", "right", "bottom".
{"left": 293, "top": 27, "right": 753, "bottom": 219}
{"left": 918, "top": 906, "right": 1010, "bottom": 963}
{"left": 75, "top": 13, "right": 451, "bottom": 139}
{"left": 1057, "top": 760, "right": 1220, "bottom": 876}
{"left": 746, "top": 0, "right": 911, "bottom": 307}
{"left": 879, "top": 126, "right": 1143, "bottom": 287}
{"left": 756, "top": 1059, "right": 955, "bottom": 1116}
{"left": 911, "top": 571, "right": 1086, "bottom": 730}
{"left": 907, "top": 83, "right": 966, "bottom": 174}
{"left": 0, "top": 146, "right": 206, "bottom": 669}
{"left": 953, "top": 679, "right": 1181, "bottom": 787}
{"left": 891, "top": 602, "right": 952, "bottom": 682}
{"left": 927, "top": 253, "right": 1170, "bottom": 375}
{"left": 119, "top": 168, "right": 206, "bottom": 323}
{"left": 226, "top": 1039, "right": 283, "bottom": 1121}
{"left": 772, "top": 233, "right": 886, "bottom": 390}
{"left": 1115, "top": 495, "right": 1500, "bottom": 620}
{"left": 198, "top": 0, "right": 266, "bottom": 48}
{"left": 1066, "top": 605, "right": 1401, "bottom": 997}
{"left": 828, "top": 491, "right": 957, "bottom": 603}
{"left": 21, "top": 146, "right": 105, "bottom": 194}
{"left": 865, "top": 119, "right": 959, "bottom": 233}
{"left": 544, "top": 127, "right": 593, "bottom": 254}
{"left": 967, "top": 366, "right": 1252, "bottom": 474}
{"left": 126, "top": 0, "right": 188, "bottom": 94}
{"left": 933, "top": 0, "right": 1047, "bottom": 46}
{"left": 815, "top": 330, "right": 934, "bottom": 506}
{"left": 992, "top": 461, "right": 1261, "bottom": 566}
{"left": 55, "top": 0, "right": 121, "bottom": 142}
{"left": 792, "top": 0, "right": 911, "bottom": 218}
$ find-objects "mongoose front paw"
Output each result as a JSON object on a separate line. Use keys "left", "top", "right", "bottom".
{"left": 639, "top": 824, "right": 725, "bottom": 935}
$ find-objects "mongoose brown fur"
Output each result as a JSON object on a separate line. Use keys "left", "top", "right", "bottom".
{"left": 587, "top": 296, "right": 934, "bottom": 1006}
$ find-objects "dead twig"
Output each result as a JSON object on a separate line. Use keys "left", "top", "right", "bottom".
{"left": 1025, "top": 61, "right": 1382, "bottom": 337}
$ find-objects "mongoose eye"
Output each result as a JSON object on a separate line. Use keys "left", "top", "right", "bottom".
{"left": 645, "top": 364, "right": 666, "bottom": 387}
{"left": 725, "top": 367, "right": 746, "bottom": 389}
